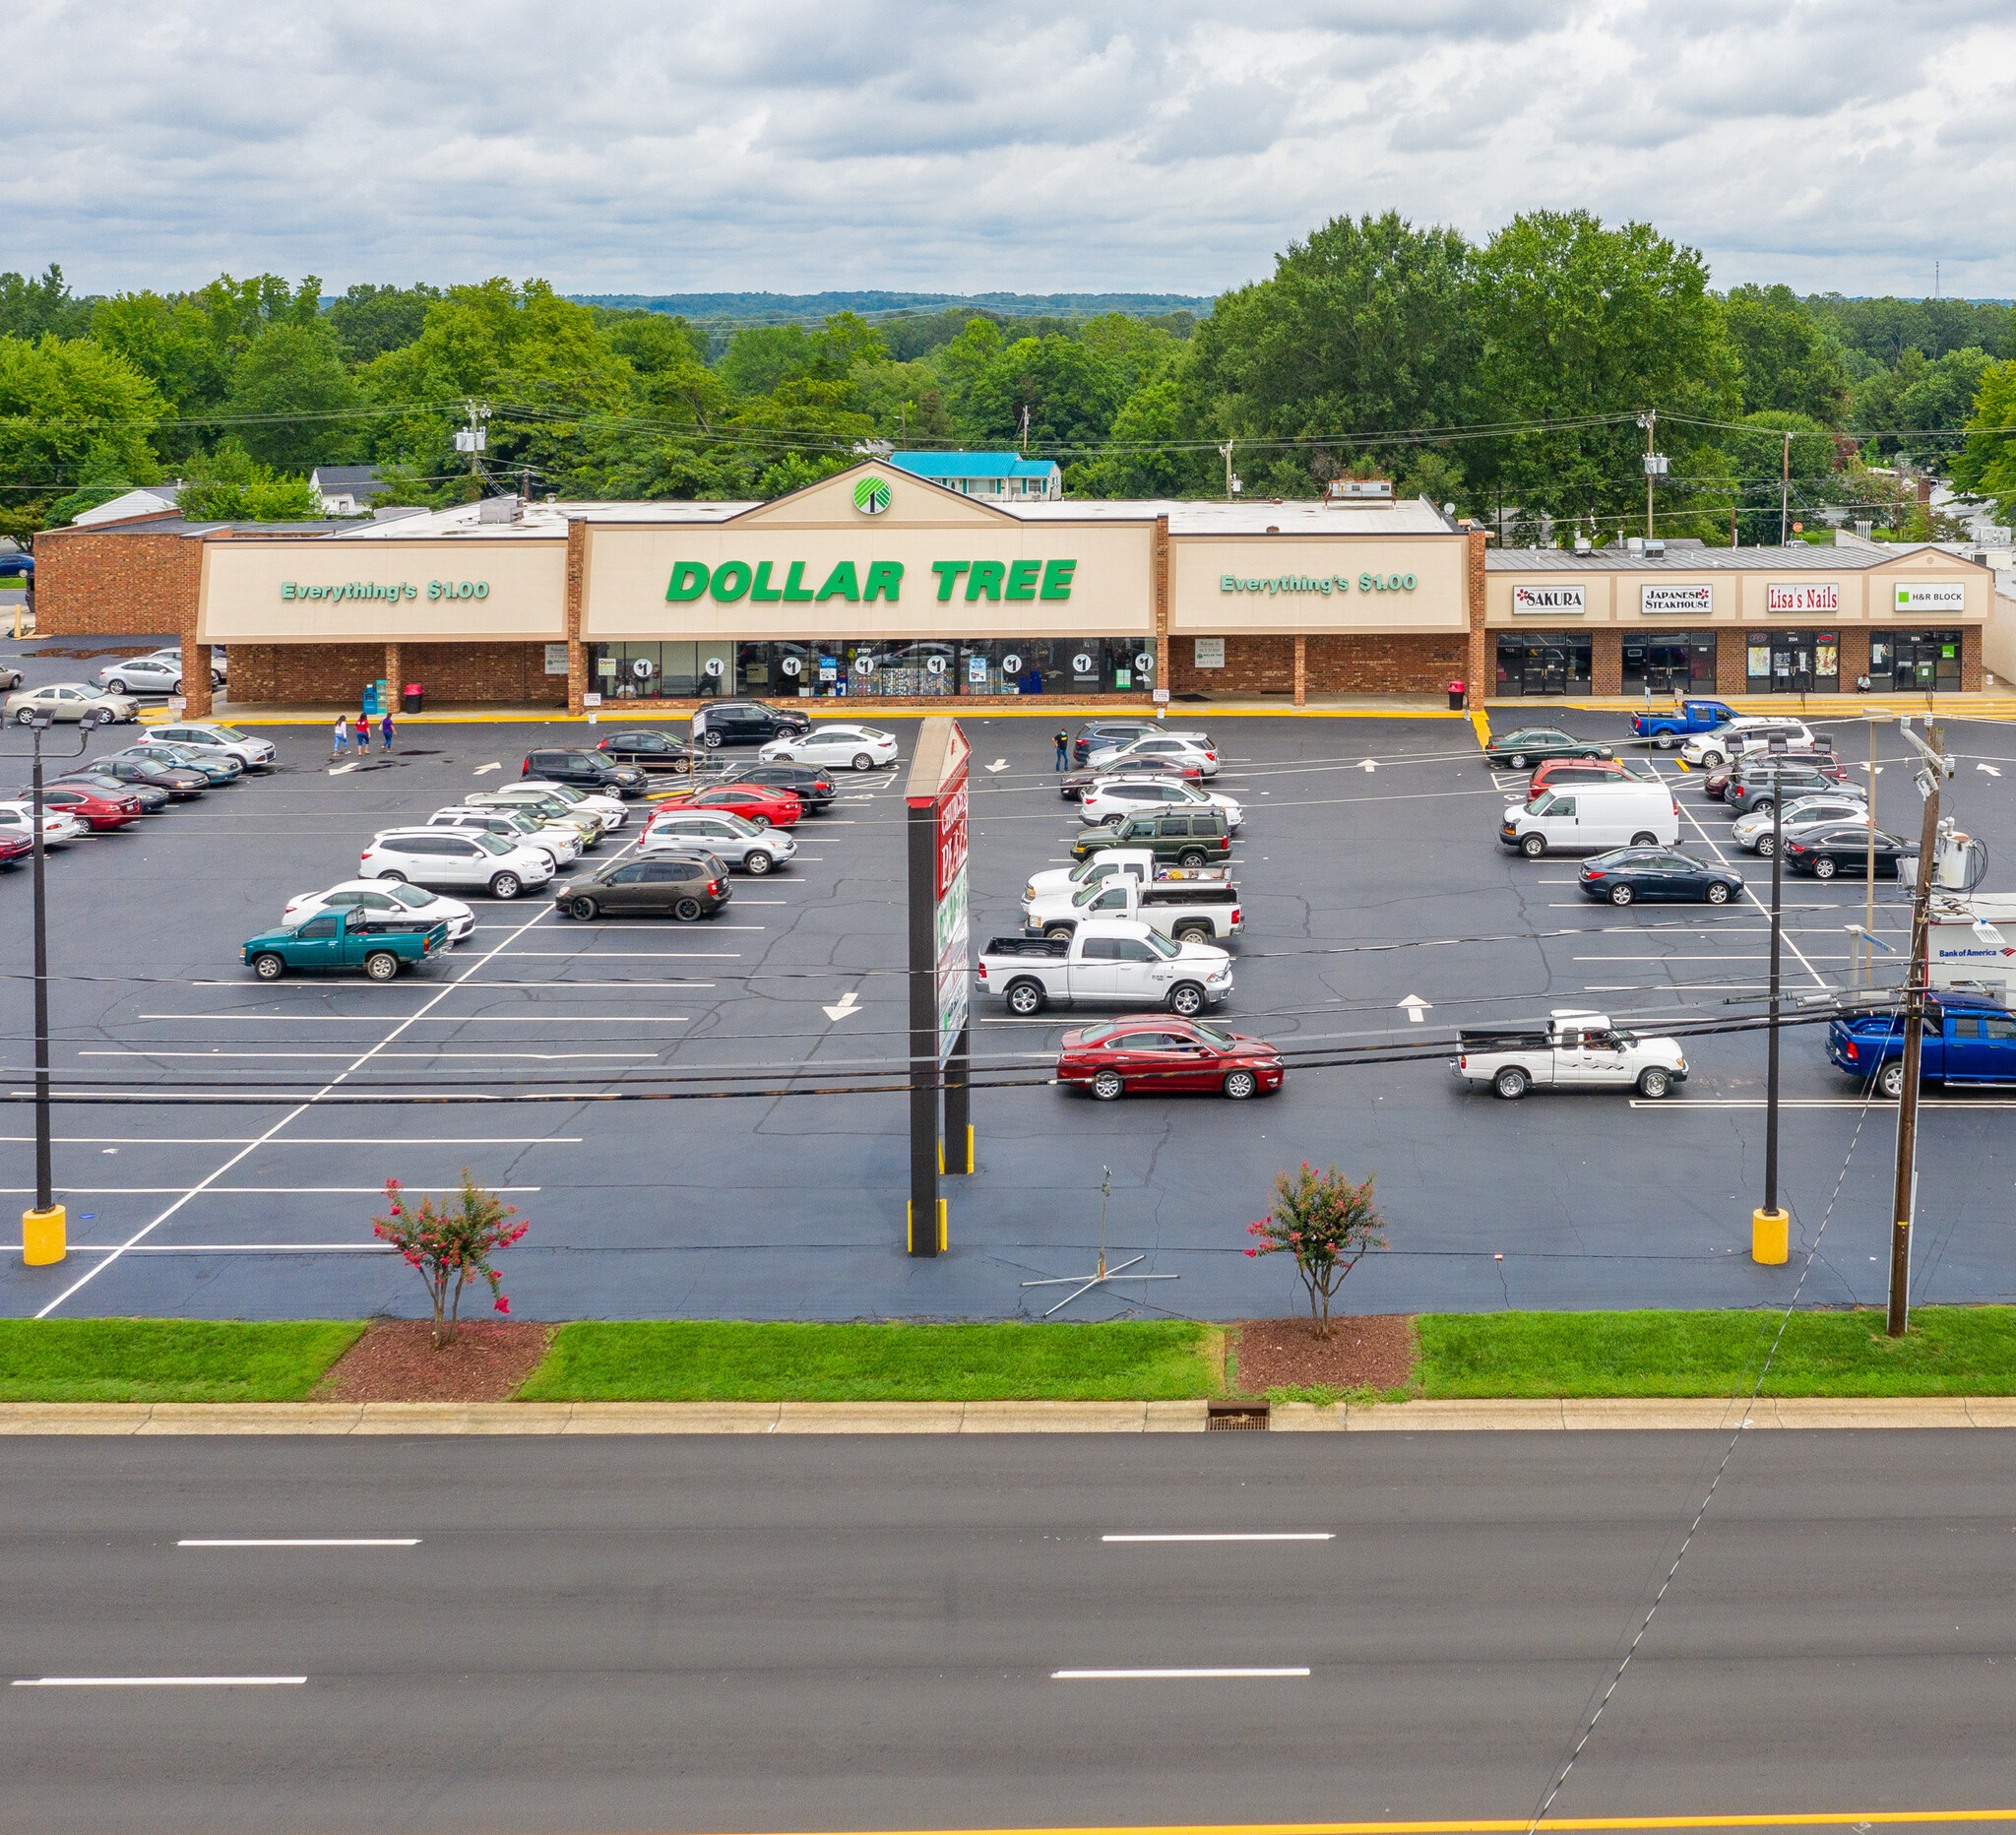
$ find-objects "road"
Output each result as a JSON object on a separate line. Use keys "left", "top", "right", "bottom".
{"left": 5, "top": 1432, "right": 2013, "bottom": 1833}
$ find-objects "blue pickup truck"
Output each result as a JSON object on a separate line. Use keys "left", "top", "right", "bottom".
{"left": 1827, "top": 993, "right": 2016, "bottom": 1097}
{"left": 1630, "top": 699, "right": 1738, "bottom": 749}
{"left": 242, "top": 907, "right": 448, "bottom": 981}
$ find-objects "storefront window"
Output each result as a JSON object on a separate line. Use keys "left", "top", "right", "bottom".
{"left": 1870, "top": 630, "right": 1962, "bottom": 692}
{"left": 1622, "top": 632, "right": 1717, "bottom": 694}
{"left": 588, "top": 641, "right": 732, "bottom": 700}
{"left": 1495, "top": 633, "right": 1592, "bottom": 696}
{"left": 732, "top": 638, "right": 1155, "bottom": 698}
{"left": 1745, "top": 630, "right": 1839, "bottom": 694}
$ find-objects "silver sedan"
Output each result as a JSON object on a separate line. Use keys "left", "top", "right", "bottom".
{"left": 3, "top": 681, "right": 139, "bottom": 725}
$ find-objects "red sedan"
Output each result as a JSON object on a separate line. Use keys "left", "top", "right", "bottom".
{"left": 16, "top": 784, "right": 143, "bottom": 831}
{"left": 650, "top": 784, "right": 803, "bottom": 829}
{"left": 0, "top": 833, "right": 31, "bottom": 866}
{"left": 1057, "top": 1016, "right": 1285, "bottom": 1102}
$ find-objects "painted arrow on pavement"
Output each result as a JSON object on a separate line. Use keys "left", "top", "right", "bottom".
{"left": 327, "top": 761, "right": 361, "bottom": 776}
{"left": 1398, "top": 993, "right": 1431, "bottom": 1023}
{"left": 823, "top": 988, "right": 863, "bottom": 1022}
{"left": 1978, "top": 763, "right": 2002, "bottom": 778}
{"left": 986, "top": 759, "right": 1010, "bottom": 773}
{"left": 1358, "top": 758, "right": 1379, "bottom": 772}
{"left": 472, "top": 762, "right": 502, "bottom": 775}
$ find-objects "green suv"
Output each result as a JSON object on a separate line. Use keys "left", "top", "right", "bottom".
{"left": 1071, "top": 809, "right": 1231, "bottom": 867}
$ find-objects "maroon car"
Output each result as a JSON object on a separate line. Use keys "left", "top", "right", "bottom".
{"left": 15, "top": 784, "right": 143, "bottom": 831}
{"left": 0, "top": 832, "right": 31, "bottom": 866}
{"left": 1057, "top": 1016, "right": 1286, "bottom": 1102}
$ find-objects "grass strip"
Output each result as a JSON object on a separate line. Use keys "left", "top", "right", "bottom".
{"left": 519, "top": 1319, "right": 1220, "bottom": 1402}
{"left": 0, "top": 1319, "right": 366, "bottom": 1403}
{"left": 1419, "top": 1307, "right": 2016, "bottom": 1398}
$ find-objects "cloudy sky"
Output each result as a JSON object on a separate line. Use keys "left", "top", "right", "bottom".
{"left": 8, "top": 0, "right": 2015, "bottom": 300}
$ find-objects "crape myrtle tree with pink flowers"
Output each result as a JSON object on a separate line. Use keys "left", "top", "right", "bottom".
{"left": 372, "top": 1170, "right": 528, "bottom": 1348}
{"left": 1244, "top": 1162, "right": 1385, "bottom": 1338}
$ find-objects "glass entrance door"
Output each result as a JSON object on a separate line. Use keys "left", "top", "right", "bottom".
{"left": 1748, "top": 630, "right": 1838, "bottom": 693}
{"left": 1495, "top": 634, "right": 1592, "bottom": 696}
{"left": 1872, "top": 630, "right": 1962, "bottom": 692}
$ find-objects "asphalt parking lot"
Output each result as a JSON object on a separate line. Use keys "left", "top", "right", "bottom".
{"left": 4, "top": 701, "right": 2014, "bottom": 1324}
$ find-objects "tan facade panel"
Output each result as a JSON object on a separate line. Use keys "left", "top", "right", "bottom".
{"left": 1169, "top": 536, "right": 1466, "bottom": 635}
{"left": 579, "top": 520, "right": 1155, "bottom": 642}
{"left": 198, "top": 539, "right": 568, "bottom": 644}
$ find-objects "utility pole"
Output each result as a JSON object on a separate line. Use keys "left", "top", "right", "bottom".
{"left": 454, "top": 400, "right": 490, "bottom": 486}
{"left": 1888, "top": 717, "right": 1955, "bottom": 1336}
{"left": 1780, "top": 430, "right": 1792, "bottom": 546}
{"left": 1753, "top": 744, "right": 1790, "bottom": 1263}
{"left": 1220, "top": 439, "right": 1236, "bottom": 501}
{"left": 1018, "top": 403, "right": 1030, "bottom": 456}
{"left": 13, "top": 708, "right": 102, "bottom": 1267}
{"left": 1637, "top": 411, "right": 1665, "bottom": 538}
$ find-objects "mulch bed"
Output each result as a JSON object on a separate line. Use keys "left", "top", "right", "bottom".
{"left": 313, "top": 1320, "right": 553, "bottom": 1403}
{"left": 1231, "top": 1314, "right": 1418, "bottom": 1397}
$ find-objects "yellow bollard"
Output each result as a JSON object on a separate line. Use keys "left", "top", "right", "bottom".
{"left": 23, "top": 1203, "right": 67, "bottom": 1266}
{"left": 1751, "top": 1207, "right": 1789, "bottom": 1266}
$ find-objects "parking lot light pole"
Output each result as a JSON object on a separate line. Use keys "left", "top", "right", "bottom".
{"left": 1752, "top": 754, "right": 1790, "bottom": 1264}
{"left": 14, "top": 709, "right": 97, "bottom": 1265}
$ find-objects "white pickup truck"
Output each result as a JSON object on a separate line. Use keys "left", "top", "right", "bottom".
{"left": 1454, "top": 1010, "right": 1688, "bottom": 1100}
{"left": 1024, "top": 848, "right": 1166, "bottom": 906}
{"left": 1024, "top": 869, "right": 1240, "bottom": 945}
{"left": 977, "top": 918, "right": 1234, "bottom": 1018}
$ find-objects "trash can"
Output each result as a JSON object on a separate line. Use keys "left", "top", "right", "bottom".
{"left": 1448, "top": 678, "right": 1467, "bottom": 711}
{"left": 403, "top": 682, "right": 424, "bottom": 714}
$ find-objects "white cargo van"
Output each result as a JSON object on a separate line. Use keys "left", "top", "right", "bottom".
{"left": 1500, "top": 781, "right": 1679, "bottom": 857}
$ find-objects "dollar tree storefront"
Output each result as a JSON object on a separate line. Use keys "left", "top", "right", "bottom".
{"left": 185, "top": 461, "right": 1486, "bottom": 714}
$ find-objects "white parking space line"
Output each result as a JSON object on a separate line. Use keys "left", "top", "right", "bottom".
{"left": 1636, "top": 1098, "right": 2016, "bottom": 1109}
{"left": 13, "top": 1677, "right": 308, "bottom": 1688}
{"left": 1102, "top": 1533, "right": 1334, "bottom": 1543}
{"left": 0, "top": 1186, "right": 537, "bottom": 1196}
{"left": 1672, "top": 795, "right": 1832, "bottom": 987}
{"left": 1571, "top": 954, "right": 1853, "bottom": 962}
{"left": 180, "top": 1539, "right": 417, "bottom": 1548}
{"left": 34, "top": 895, "right": 577, "bottom": 1319}
{"left": 2, "top": 1243, "right": 396, "bottom": 1254}
{"left": 1050, "top": 1668, "right": 1308, "bottom": 1680}
{"left": 73, "top": 1050, "right": 661, "bottom": 1060}
{"left": 0, "top": 1136, "right": 582, "bottom": 1146}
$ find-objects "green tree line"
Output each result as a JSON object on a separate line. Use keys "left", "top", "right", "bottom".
{"left": 5, "top": 212, "right": 2016, "bottom": 548}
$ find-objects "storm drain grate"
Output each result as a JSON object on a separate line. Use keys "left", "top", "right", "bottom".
{"left": 1206, "top": 1401, "right": 1270, "bottom": 1430}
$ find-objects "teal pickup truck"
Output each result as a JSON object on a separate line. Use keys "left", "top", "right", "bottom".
{"left": 242, "top": 907, "right": 448, "bottom": 981}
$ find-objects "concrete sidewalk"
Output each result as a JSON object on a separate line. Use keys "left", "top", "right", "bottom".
{"left": 3, "top": 1397, "right": 2012, "bottom": 1433}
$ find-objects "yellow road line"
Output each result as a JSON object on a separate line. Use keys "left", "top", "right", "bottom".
{"left": 678, "top": 1814, "right": 2016, "bottom": 1835}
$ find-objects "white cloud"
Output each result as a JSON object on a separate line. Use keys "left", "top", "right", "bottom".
{"left": 2, "top": 0, "right": 2012, "bottom": 298}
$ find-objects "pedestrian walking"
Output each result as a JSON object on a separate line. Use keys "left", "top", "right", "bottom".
{"left": 354, "top": 713, "right": 371, "bottom": 753}
{"left": 380, "top": 707, "right": 395, "bottom": 752}
{"left": 332, "top": 716, "right": 348, "bottom": 758}
{"left": 1053, "top": 728, "right": 1069, "bottom": 771}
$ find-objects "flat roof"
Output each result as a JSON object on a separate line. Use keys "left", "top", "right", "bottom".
{"left": 1487, "top": 542, "right": 1983, "bottom": 573}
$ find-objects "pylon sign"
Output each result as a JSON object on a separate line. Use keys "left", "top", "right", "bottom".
{"left": 906, "top": 718, "right": 972, "bottom": 1254}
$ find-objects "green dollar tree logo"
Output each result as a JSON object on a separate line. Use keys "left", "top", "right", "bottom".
{"left": 853, "top": 477, "right": 891, "bottom": 516}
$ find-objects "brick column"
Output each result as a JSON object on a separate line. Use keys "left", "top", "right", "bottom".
{"left": 1591, "top": 629, "right": 1623, "bottom": 696}
{"left": 1153, "top": 515, "right": 1169, "bottom": 705}
{"left": 1962, "top": 623, "right": 1984, "bottom": 692}
{"left": 182, "top": 641, "right": 213, "bottom": 720}
{"left": 564, "top": 518, "right": 588, "bottom": 718}
{"left": 1292, "top": 634, "right": 1306, "bottom": 708}
{"left": 1837, "top": 627, "right": 1870, "bottom": 695}
{"left": 384, "top": 643, "right": 403, "bottom": 716}
{"left": 1716, "top": 631, "right": 1748, "bottom": 697}
{"left": 1464, "top": 526, "right": 1488, "bottom": 707}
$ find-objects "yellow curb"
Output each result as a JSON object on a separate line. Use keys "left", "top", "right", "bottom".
{"left": 1470, "top": 707, "right": 1490, "bottom": 750}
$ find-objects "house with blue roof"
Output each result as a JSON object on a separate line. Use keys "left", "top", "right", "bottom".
{"left": 888, "top": 451, "right": 1062, "bottom": 502}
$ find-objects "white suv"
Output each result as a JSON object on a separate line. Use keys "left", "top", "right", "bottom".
{"left": 139, "top": 721, "right": 277, "bottom": 770}
{"left": 517, "top": 778, "right": 628, "bottom": 828}
{"left": 1678, "top": 717, "right": 1812, "bottom": 768}
{"left": 1081, "top": 776, "right": 1244, "bottom": 831}
{"left": 639, "top": 808, "right": 794, "bottom": 875}
{"left": 1085, "top": 732, "right": 1221, "bottom": 778}
{"left": 360, "top": 828, "right": 554, "bottom": 900}
{"left": 467, "top": 788, "right": 607, "bottom": 844}
{"left": 428, "top": 805, "right": 582, "bottom": 868}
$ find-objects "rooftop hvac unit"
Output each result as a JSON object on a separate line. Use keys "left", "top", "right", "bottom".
{"left": 476, "top": 495, "right": 520, "bottom": 524}
{"left": 1643, "top": 538, "right": 1666, "bottom": 556}
{"left": 1327, "top": 477, "right": 1393, "bottom": 502}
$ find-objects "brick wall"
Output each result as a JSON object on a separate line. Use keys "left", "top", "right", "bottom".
{"left": 1164, "top": 633, "right": 1468, "bottom": 696}
{"left": 226, "top": 642, "right": 565, "bottom": 707}
{"left": 32, "top": 527, "right": 199, "bottom": 636}
{"left": 1716, "top": 635, "right": 1748, "bottom": 697}
{"left": 1836, "top": 626, "right": 1871, "bottom": 692}
{"left": 1963, "top": 623, "right": 1984, "bottom": 691}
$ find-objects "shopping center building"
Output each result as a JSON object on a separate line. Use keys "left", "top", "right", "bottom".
{"left": 30, "top": 458, "right": 2001, "bottom": 718}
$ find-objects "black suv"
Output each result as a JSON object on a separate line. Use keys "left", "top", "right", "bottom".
{"left": 717, "top": 761, "right": 837, "bottom": 812}
{"left": 693, "top": 700, "right": 814, "bottom": 749}
{"left": 522, "top": 747, "right": 648, "bottom": 797}
{"left": 1071, "top": 809, "right": 1231, "bottom": 867}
